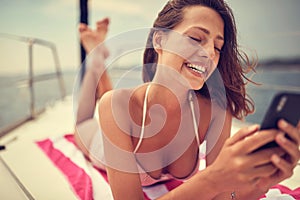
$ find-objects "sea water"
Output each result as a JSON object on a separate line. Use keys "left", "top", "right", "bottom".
{"left": 0, "top": 65, "right": 299, "bottom": 134}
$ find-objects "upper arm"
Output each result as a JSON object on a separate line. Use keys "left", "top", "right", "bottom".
{"left": 98, "top": 91, "right": 144, "bottom": 200}
{"left": 205, "top": 105, "right": 232, "bottom": 166}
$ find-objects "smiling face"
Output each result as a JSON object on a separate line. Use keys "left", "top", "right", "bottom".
{"left": 156, "top": 5, "right": 224, "bottom": 90}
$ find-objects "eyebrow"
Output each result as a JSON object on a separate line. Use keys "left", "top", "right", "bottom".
{"left": 192, "top": 26, "right": 224, "bottom": 41}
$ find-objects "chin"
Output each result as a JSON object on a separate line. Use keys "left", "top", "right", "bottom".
{"left": 190, "top": 81, "right": 205, "bottom": 91}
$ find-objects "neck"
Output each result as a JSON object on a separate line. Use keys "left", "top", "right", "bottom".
{"left": 149, "top": 65, "right": 192, "bottom": 112}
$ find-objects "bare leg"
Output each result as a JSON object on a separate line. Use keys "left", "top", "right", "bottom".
{"left": 75, "top": 18, "right": 113, "bottom": 159}
{"left": 76, "top": 18, "right": 112, "bottom": 124}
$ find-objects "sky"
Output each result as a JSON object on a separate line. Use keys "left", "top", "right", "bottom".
{"left": 0, "top": 0, "right": 300, "bottom": 74}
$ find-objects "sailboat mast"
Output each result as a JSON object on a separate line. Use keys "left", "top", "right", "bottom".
{"left": 79, "top": 0, "right": 88, "bottom": 81}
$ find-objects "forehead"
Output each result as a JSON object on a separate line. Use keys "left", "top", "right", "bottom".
{"left": 174, "top": 5, "right": 224, "bottom": 37}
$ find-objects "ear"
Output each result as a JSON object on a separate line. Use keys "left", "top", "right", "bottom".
{"left": 152, "top": 31, "right": 165, "bottom": 54}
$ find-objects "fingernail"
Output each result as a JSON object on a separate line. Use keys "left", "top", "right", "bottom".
{"left": 280, "top": 119, "right": 288, "bottom": 128}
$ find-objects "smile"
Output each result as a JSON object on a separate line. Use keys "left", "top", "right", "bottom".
{"left": 186, "top": 63, "right": 206, "bottom": 74}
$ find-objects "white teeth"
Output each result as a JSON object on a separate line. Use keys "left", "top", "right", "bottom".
{"left": 186, "top": 63, "right": 206, "bottom": 73}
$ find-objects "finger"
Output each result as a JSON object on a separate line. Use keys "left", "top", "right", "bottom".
{"left": 248, "top": 163, "right": 278, "bottom": 178}
{"left": 249, "top": 147, "right": 285, "bottom": 166}
{"left": 228, "top": 124, "right": 260, "bottom": 146}
{"left": 275, "top": 134, "right": 300, "bottom": 166}
{"left": 236, "top": 129, "right": 279, "bottom": 153}
{"left": 278, "top": 119, "right": 300, "bottom": 146}
{"left": 271, "top": 154, "right": 294, "bottom": 179}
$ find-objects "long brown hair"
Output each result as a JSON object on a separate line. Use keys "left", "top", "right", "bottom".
{"left": 143, "top": 0, "right": 255, "bottom": 119}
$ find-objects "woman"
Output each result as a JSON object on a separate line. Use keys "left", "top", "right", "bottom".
{"left": 75, "top": 0, "right": 300, "bottom": 199}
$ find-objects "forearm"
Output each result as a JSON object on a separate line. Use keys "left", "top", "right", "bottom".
{"left": 74, "top": 128, "right": 91, "bottom": 158}
{"left": 74, "top": 118, "right": 99, "bottom": 159}
{"left": 213, "top": 187, "right": 265, "bottom": 200}
{"left": 157, "top": 169, "right": 221, "bottom": 200}
{"left": 157, "top": 167, "right": 265, "bottom": 200}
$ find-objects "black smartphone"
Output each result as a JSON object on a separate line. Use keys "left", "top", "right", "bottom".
{"left": 256, "top": 92, "right": 300, "bottom": 151}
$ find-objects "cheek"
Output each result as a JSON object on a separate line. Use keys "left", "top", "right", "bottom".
{"left": 177, "top": 42, "right": 200, "bottom": 60}
{"left": 161, "top": 51, "right": 185, "bottom": 68}
{"left": 212, "top": 53, "right": 221, "bottom": 69}
{"left": 162, "top": 35, "right": 199, "bottom": 61}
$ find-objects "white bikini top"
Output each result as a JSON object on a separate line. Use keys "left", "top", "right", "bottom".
{"left": 133, "top": 84, "right": 200, "bottom": 153}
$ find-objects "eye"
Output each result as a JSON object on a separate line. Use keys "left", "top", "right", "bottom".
{"left": 214, "top": 41, "right": 224, "bottom": 54}
{"left": 214, "top": 47, "right": 222, "bottom": 53}
{"left": 188, "top": 36, "right": 202, "bottom": 43}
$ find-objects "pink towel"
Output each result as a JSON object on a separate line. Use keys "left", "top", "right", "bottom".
{"left": 36, "top": 134, "right": 300, "bottom": 200}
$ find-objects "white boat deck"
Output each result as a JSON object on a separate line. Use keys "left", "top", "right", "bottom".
{"left": 0, "top": 96, "right": 299, "bottom": 199}
{"left": 0, "top": 97, "right": 76, "bottom": 200}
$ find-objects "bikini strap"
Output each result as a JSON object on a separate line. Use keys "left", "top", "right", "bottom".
{"left": 134, "top": 86, "right": 200, "bottom": 153}
{"left": 189, "top": 91, "right": 200, "bottom": 146}
{"left": 133, "top": 84, "right": 151, "bottom": 154}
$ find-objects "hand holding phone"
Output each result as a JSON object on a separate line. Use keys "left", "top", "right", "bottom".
{"left": 255, "top": 92, "right": 300, "bottom": 151}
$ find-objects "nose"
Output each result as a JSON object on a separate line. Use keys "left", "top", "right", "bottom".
{"left": 200, "top": 41, "right": 216, "bottom": 60}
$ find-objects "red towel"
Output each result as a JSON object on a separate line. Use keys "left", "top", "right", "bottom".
{"left": 36, "top": 134, "right": 300, "bottom": 200}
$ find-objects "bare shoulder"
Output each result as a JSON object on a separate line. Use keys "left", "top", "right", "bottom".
{"left": 98, "top": 88, "right": 140, "bottom": 115}
{"left": 98, "top": 88, "right": 135, "bottom": 131}
{"left": 98, "top": 88, "right": 134, "bottom": 109}
{"left": 98, "top": 84, "right": 149, "bottom": 122}
{"left": 97, "top": 88, "right": 137, "bottom": 152}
